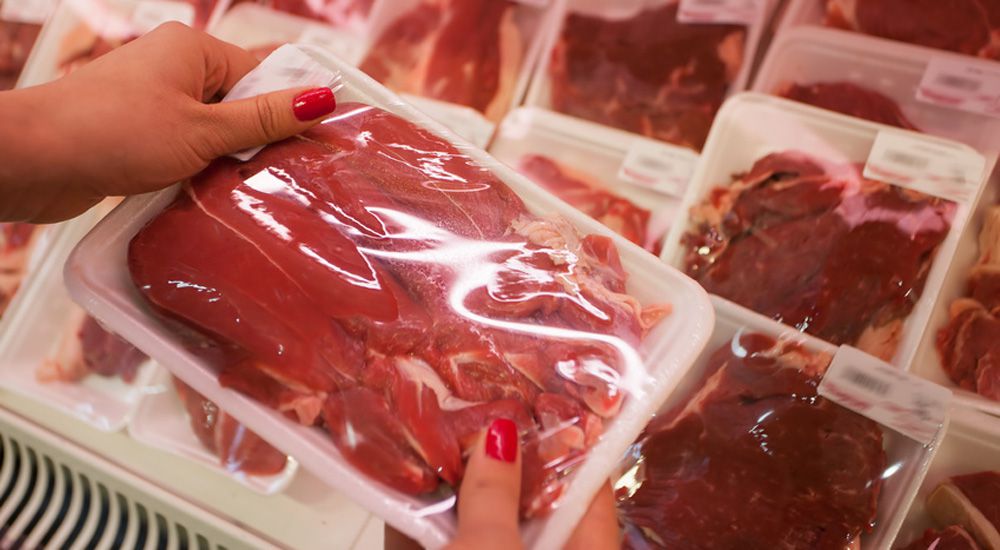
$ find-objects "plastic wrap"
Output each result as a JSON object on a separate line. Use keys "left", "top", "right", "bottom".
{"left": 64, "top": 45, "right": 714, "bottom": 549}
{"left": 753, "top": 27, "right": 1000, "bottom": 154}
{"left": 16, "top": 0, "right": 228, "bottom": 87}
{"left": 128, "top": 368, "right": 298, "bottom": 494}
{"left": 524, "top": 0, "right": 772, "bottom": 152}
{"left": 661, "top": 93, "right": 986, "bottom": 369}
{"left": 615, "top": 297, "right": 946, "bottom": 549}
{"left": 893, "top": 406, "right": 1000, "bottom": 549}
{"left": 490, "top": 107, "right": 691, "bottom": 254}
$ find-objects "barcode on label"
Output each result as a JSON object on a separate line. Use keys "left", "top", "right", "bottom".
{"left": 883, "top": 149, "right": 930, "bottom": 170}
{"left": 843, "top": 367, "right": 891, "bottom": 396}
{"left": 935, "top": 74, "right": 982, "bottom": 92}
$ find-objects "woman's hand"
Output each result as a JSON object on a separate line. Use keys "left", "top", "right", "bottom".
{"left": 385, "top": 418, "right": 621, "bottom": 550}
{"left": 0, "top": 23, "right": 336, "bottom": 222}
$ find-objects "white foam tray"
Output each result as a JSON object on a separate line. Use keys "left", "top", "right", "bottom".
{"left": 489, "top": 106, "right": 688, "bottom": 251}
{"left": 660, "top": 92, "right": 990, "bottom": 372}
{"left": 0, "top": 209, "right": 157, "bottom": 432}
{"left": 893, "top": 404, "right": 1000, "bottom": 546}
{"left": 754, "top": 26, "right": 1000, "bottom": 154}
{"left": 128, "top": 366, "right": 298, "bottom": 495}
{"left": 624, "top": 296, "right": 944, "bottom": 550}
{"left": 63, "top": 45, "right": 715, "bottom": 550}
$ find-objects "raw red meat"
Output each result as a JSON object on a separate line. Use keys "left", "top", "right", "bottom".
{"left": 360, "top": 0, "right": 523, "bottom": 121}
{"left": 951, "top": 472, "right": 1000, "bottom": 536}
{"left": 129, "top": 101, "right": 668, "bottom": 517}
{"left": 937, "top": 207, "right": 1000, "bottom": 401}
{"left": 232, "top": 0, "right": 373, "bottom": 27}
{"left": 548, "top": 2, "right": 745, "bottom": 150}
{"left": 616, "top": 333, "right": 885, "bottom": 549}
{"left": 897, "top": 527, "right": 982, "bottom": 550}
{"left": 682, "top": 150, "right": 954, "bottom": 360}
{"left": 518, "top": 155, "right": 651, "bottom": 250}
{"left": 824, "top": 0, "right": 1000, "bottom": 60}
{"left": 172, "top": 377, "right": 289, "bottom": 476}
{"left": 0, "top": 222, "right": 38, "bottom": 317}
{"left": 0, "top": 21, "right": 41, "bottom": 90}
{"left": 922, "top": 472, "right": 1000, "bottom": 549}
{"left": 778, "top": 81, "right": 920, "bottom": 130}
{"left": 39, "top": 310, "right": 148, "bottom": 383}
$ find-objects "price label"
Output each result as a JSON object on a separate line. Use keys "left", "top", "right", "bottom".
{"left": 617, "top": 141, "right": 698, "bottom": 197}
{"left": 863, "top": 130, "right": 985, "bottom": 202}
{"left": 0, "top": 0, "right": 57, "bottom": 24}
{"left": 130, "top": 0, "right": 194, "bottom": 33}
{"left": 402, "top": 94, "right": 494, "bottom": 149}
{"left": 818, "top": 346, "right": 950, "bottom": 446}
{"left": 223, "top": 44, "right": 342, "bottom": 161}
{"left": 677, "top": 0, "right": 764, "bottom": 25}
{"left": 917, "top": 57, "right": 1000, "bottom": 119}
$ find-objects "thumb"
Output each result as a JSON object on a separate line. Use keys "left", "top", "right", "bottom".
{"left": 198, "top": 86, "right": 336, "bottom": 157}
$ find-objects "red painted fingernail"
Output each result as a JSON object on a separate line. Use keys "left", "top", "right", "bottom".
{"left": 485, "top": 418, "right": 518, "bottom": 463}
{"left": 292, "top": 87, "right": 336, "bottom": 121}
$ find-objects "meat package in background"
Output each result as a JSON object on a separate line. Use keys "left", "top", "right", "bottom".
{"left": 360, "top": 0, "right": 527, "bottom": 121}
{"left": 0, "top": 20, "right": 41, "bottom": 89}
{"left": 824, "top": 0, "right": 1000, "bottom": 60}
{"left": 230, "top": 0, "right": 373, "bottom": 28}
{"left": 128, "top": 101, "right": 670, "bottom": 517}
{"left": 172, "top": 377, "right": 289, "bottom": 477}
{"left": 0, "top": 222, "right": 39, "bottom": 317}
{"left": 38, "top": 308, "right": 149, "bottom": 383}
{"left": 547, "top": 1, "right": 747, "bottom": 151}
{"left": 517, "top": 154, "right": 655, "bottom": 252}
{"left": 616, "top": 332, "right": 886, "bottom": 549}
{"left": 896, "top": 471, "right": 1000, "bottom": 550}
{"left": 778, "top": 81, "right": 920, "bottom": 131}
{"left": 681, "top": 150, "right": 955, "bottom": 361}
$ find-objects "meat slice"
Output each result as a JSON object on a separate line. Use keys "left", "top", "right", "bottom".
{"left": 0, "top": 222, "right": 38, "bottom": 317}
{"left": 173, "top": 377, "right": 289, "bottom": 476}
{"left": 518, "top": 155, "right": 652, "bottom": 250}
{"left": 0, "top": 21, "right": 41, "bottom": 90}
{"left": 129, "top": 101, "right": 667, "bottom": 518}
{"left": 549, "top": 2, "right": 745, "bottom": 150}
{"left": 617, "top": 333, "right": 885, "bottom": 549}
{"left": 897, "top": 526, "right": 983, "bottom": 550}
{"left": 360, "top": 0, "right": 523, "bottom": 121}
{"left": 778, "top": 81, "right": 919, "bottom": 130}
{"left": 824, "top": 0, "right": 1000, "bottom": 60}
{"left": 682, "top": 150, "right": 954, "bottom": 359}
{"left": 925, "top": 472, "right": 1000, "bottom": 550}
{"left": 38, "top": 310, "right": 148, "bottom": 383}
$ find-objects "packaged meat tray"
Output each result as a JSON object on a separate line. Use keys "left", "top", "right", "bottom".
{"left": 893, "top": 405, "right": 1000, "bottom": 549}
{"left": 62, "top": 45, "right": 715, "bottom": 549}
{"left": 753, "top": 27, "right": 1000, "bottom": 155}
{"left": 616, "top": 296, "right": 946, "bottom": 549}
{"left": 0, "top": 222, "right": 49, "bottom": 320}
{"left": 210, "top": 2, "right": 364, "bottom": 64}
{"left": 358, "top": 0, "right": 559, "bottom": 139}
{"left": 490, "top": 107, "right": 696, "bottom": 254}
{"left": 0, "top": 0, "right": 57, "bottom": 89}
{"left": 781, "top": 0, "right": 1000, "bottom": 61}
{"left": 0, "top": 209, "right": 156, "bottom": 431}
{"left": 911, "top": 167, "right": 1000, "bottom": 417}
{"left": 227, "top": 0, "right": 373, "bottom": 33}
{"left": 660, "top": 92, "right": 988, "bottom": 370}
{"left": 523, "top": 0, "right": 775, "bottom": 152}
{"left": 16, "top": 0, "right": 230, "bottom": 88}
{"left": 128, "top": 367, "right": 298, "bottom": 494}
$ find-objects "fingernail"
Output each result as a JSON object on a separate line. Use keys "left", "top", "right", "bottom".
{"left": 293, "top": 87, "right": 336, "bottom": 121}
{"left": 485, "top": 418, "right": 518, "bottom": 463}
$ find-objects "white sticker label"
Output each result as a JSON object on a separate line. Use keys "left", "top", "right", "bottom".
{"left": 130, "top": 0, "right": 194, "bottom": 33}
{"left": 0, "top": 0, "right": 57, "bottom": 24}
{"left": 863, "top": 130, "right": 985, "bottom": 202}
{"left": 223, "top": 45, "right": 341, "bottom": 161}
{"left": 819, "top": 346, "right": 950, "bottom": 446}
{"left": 617, "top": 141, "right": 698, "bottom": 197}
{"left": 917, "top": 57, "right": 1000, "bottom": 119}
{"left": 296, "top": 25, "right": 365, "bottom": 66}
{"left": 401, "top": 93, "right": 494, "bottom": 149}
{"left": 677, "top": 0, "right": 763, "bottom": 25}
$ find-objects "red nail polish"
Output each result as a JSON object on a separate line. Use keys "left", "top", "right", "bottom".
{"left": 485, "top": 418, "right": 518, "bottom": 463}
{"left": 293, "top": 87, "right": 336, "bottom": 121}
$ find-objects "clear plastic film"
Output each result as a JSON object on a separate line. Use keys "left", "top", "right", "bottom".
{"left": 893, "top": 406, "right": 1000, "bottom": 549}
{"left": 65, "top": 45, "right": 713, "bottom": 549}
{"left": 615, "top": 297, "right": 947, "bottom": 550}
{"left": 526, "top": 0, "right": 772, "bottom": 151}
